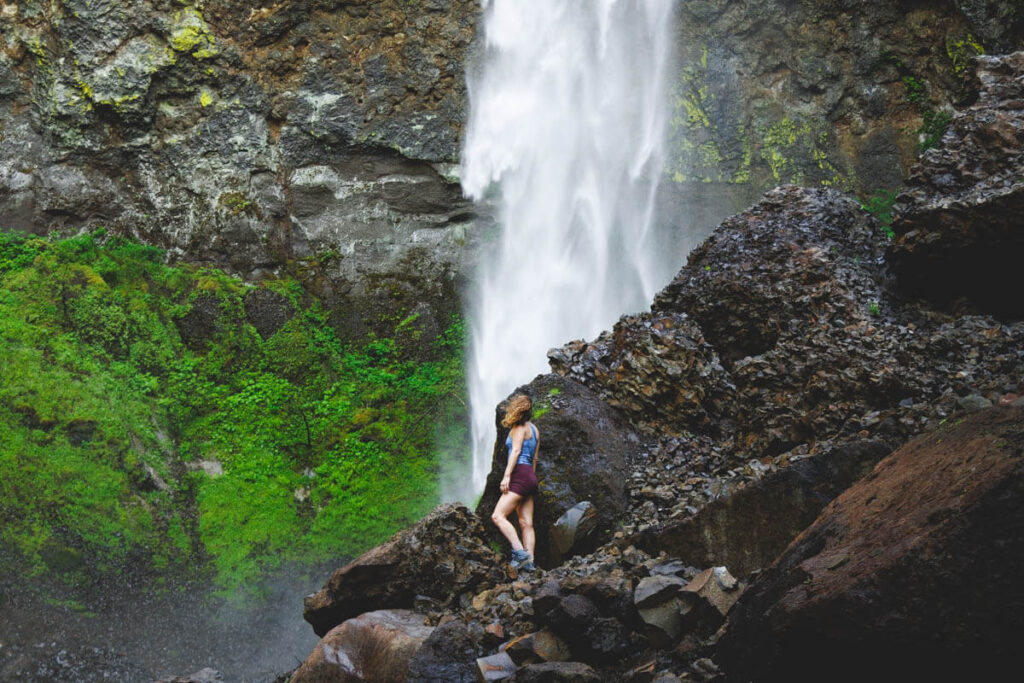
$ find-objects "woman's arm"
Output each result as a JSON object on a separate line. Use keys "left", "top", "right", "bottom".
{"left": 500, "top": 425, "right": 524, "bottom": 493}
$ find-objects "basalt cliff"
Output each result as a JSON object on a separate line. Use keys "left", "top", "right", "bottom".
{"left": 288, "top": 51, "right": 1024, "bottom": 683}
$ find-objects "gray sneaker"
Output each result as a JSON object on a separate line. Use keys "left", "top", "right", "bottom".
{"left": 510, "top": 549, "right": 531, "bottom": 568}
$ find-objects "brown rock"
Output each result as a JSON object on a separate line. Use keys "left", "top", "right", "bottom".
{"left": 304, "top": 504, "right": 498, "bottom": 636}
{"left": 503, "top": 630, "right": 571, "bottom": 666}
{"left": 718, "top": 406, "right": 1024, "bottom": 681}
{"left": 291, "top": 610, "right": 433, "bottom": 683}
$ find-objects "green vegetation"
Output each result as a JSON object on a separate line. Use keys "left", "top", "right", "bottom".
{"left": 0, "top": 230, "right": 466, "bottom": 599}
{"left": 860, "top": 188, "right": 899, "bottom": 239}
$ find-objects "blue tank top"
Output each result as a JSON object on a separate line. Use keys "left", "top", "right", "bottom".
{"left": 506, "top": 424, "right": 538, "bottom": 467}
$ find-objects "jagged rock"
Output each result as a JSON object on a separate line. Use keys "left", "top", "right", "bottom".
{"left": 681, "top": 567, "right": 741, "bottom": 618}
{"left": 543, "top": 594, "right": 634, "bottom": 663}
{"left": 549, "top": 312, "right": 734, "bottom": 435}
{"left": 891, "top": 52, "right": 1024, "bottom": 319}
{"left": 550, "top": 502, "right": 599, "bottom": 560}
{"left": 407, "top": 619, "right": 487, "bottom": 683}
{"left": 630, "top": 440, "right": 891, "bottom": 576}
{"left": 292, "top": 610, "right": 433, "bottom": 683}
{"left": 476, "top": 651, "right": 516, "bottom": 682}
{"left": 633, "top": 575, "right": 686, "bottom": 609}
{"left": 717, "top": 406, "right": 1024, "bottom": 681}
{"left": 476, "top": 375, "right": 638, "bottom": 568}
{"left": 510, "top": 661, "right": 602, "bottom": 683}
{"left": 502, "top": 630, "right": 571, "bottom": 666}
{"left": 636, "top": 598, "right": 684, "bottom": 648}
{"left": 304, "top": 504, "right": 501, "bottom": 637}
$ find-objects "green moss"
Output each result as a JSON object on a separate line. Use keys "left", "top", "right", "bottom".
{"left": 946, "top": 33, "right": 984, "bottom": 76}
{"left": 0, "top": 230, "right": 467, "bottom": 600}
{"left": 170, "top": 8, "right": 218, "bottom": 59}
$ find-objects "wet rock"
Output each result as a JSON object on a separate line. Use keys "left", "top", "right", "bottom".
{"left": 407, "top": 619, "right": 487, "bottom": 683}
{"left": 174, "top": 293, "right": 223, "bottom": 353}
{"left": 718, "top": 406, "right": 1024, "bottom": 681}
{"left": 510, "top": 661, "right": 602, "bottom": 683}
{"left": 476, "top": 375, "right": 638, "bottom": 568}
{"left": 304, "top": 504, "right": 499, "bottom": 637}
{"left": 892, "top": 52, "right": 1024, "bottom": 319}
{"left": 543, "top": 594, "right": 634, "bottom": 663}
{"left": 292, "top": 609, "right": 433, "bottom": 683}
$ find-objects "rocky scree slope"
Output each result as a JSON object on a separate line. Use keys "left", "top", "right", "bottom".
{"left": 287, "top": 52, "right": 1024, "bottom": 682}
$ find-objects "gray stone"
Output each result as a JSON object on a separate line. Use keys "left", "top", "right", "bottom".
{"left": 633, "top": 575, "right": 686, "bottom": 609}
{"left": 550, "top": 502, "right": 598, "bottom": 558}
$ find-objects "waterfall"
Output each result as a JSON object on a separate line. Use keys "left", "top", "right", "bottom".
{"left": 458, "top": 0, "right": 677, "bottom": 499}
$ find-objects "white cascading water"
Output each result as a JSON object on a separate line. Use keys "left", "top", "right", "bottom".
{"left": 456, "top": 0, "right": 678, "bottom": 500}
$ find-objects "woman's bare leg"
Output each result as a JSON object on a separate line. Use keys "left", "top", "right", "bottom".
{"left": 518, "top": 495, "right": 535, "bottom": 559}
{"left": 491, "top": 491, "right": 525, "bottom": 550}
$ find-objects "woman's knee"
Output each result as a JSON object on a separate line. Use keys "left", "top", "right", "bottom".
{"left": 491, "top": 509, "right": 505, "bottom": 526}
{"left": 518, "top": 515, "right": 533, "bottom": 532}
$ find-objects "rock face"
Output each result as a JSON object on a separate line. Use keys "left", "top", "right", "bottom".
{"left": 891, "top": 51, "right": 1024, "bottom": 319}
{"left": 474, "top": 375, "right": 638, "bottom": 568}
{"left": 717, "top": 406, "right": 1024, "bottom": 682}
{"left": 303, "top": 504, "right": 500, "bottom": 637}
{"left": 292, "top": 609, "right": 433, "bottom": 683}
{"left": 0, "top": 0, "right": 481, "bottom": 330}
{"left": 669, "top": 0, "right": 1024, "bottom": 200}
{"left": 631, "top": 440, "right": 891, "bottom": 577}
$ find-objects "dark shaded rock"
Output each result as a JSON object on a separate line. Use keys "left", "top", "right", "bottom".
{"left": 174, "top": 293, "right": 222, "bottom": 353}
{"left": 510, "top": 661, "right": 602, "bottom": 683}
{"left": 243, "top": 288, "right": 294, "bottom": 340}
{"left": 475, "top": 375, "right": 638, "bottom": 568}
{"left": 292, "top": 609, "right": 433, "bottom": 683}
{"left": 549, "top": 312, "right": 734, "bottom": 436}
{"left": 633, "top": 575, "right": 685, "bottom": 609}
{"left": 717, "top": 406, "right": 1024, "bottom": 682}
{"left": 631, "top": 440, "right": 891, "bottom": 577}
{"left": 406, "top": 619, "right": 487, "bottom": 683}
{"left": 891, "top": 52, "right": 1024, "bottom": 320}
{"left": 303, "top": 504, "right": 500, "bottom": 637}
{"left": 543, "top": 594, "right": 634, "bottom": 663}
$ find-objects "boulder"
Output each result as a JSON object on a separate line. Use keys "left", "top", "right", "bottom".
{"left": 475, "top": 375, "right": 638, "bottom": 568}
{"left": 548, "top": 312, "right": 734, "bottom": 436}
{"left": 891, "top": 52, "right": 1024, "bottom": 319}
{"left": 630, "top": 440, "right": 891, "bottom": 576}
{"left": 291, "top": 610, "right": 433, "bottom": 683}
{"left": 407, "top": 619, "right": 487, "bottom": 683}
{"left": 717, "top": 406, "right": 1024, "bottom": 682}
{"left": 303, "top": 504, "right": 501, "bottom": 637}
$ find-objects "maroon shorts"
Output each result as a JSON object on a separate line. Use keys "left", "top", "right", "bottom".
{"left": 508, "top": 464, "right": 538, "bottom": 496}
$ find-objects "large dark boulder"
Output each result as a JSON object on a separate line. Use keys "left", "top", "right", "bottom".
{"left": 891, "top": 52, "right": 1024, "bottom": 319}
{"left": 303, "top": 504, "right": 501, "bottom": 637}
{"left": 630, "top": 440, "right": 891, "bottom": 577}
{"left": 717, "top": 406, "right": 1024, "bottom": 682}
{"left": 475, "top": 374, "right": 638, "bottom": 568}
{"left": 406, "top": 619, "right": 487, "bottom": 683}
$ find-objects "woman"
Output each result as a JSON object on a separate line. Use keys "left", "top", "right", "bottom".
{"left": 490, "top": 393, "right": 540, "bottom": 571}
